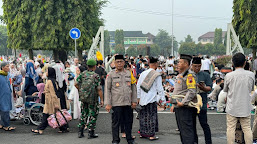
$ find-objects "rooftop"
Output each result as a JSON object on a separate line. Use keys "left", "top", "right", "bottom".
{"left": 198, "top": 31, "right": 227, "bottom": 41}
{"left": 109, "top": 31, "right": 154, "bottom": 39}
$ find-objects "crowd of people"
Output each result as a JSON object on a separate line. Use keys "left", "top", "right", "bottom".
{"left": 0, "top": 52, "right": 257, "bottom": 144}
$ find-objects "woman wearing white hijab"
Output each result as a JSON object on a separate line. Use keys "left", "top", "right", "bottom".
{"left": 53, "top": 62, "right": 65, "bottom": 88}
{"left": 52, "top": 62, "right": 68, "bottom": 110}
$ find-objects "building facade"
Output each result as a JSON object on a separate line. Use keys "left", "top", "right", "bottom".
{"left": 198, "top": 31, "right": 226, "bottom": 44}
{"left": 108, "top": 31, "right": 155, "bottom": 46}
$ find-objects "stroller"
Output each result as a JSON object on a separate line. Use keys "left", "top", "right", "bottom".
{"left": 22, "top": 94, "right": 44, "bottom": 126}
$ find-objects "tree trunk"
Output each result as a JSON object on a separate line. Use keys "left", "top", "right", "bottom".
{"left": 253, "top": 47, "right": 256, "bottom": 60}
{"left": 146, "top": 46, "right": 150, "bottom": 57}
{"left": 53, "top": 49, "right": 58, "bottom": 61}
{"left": 58, "top": 50, "right": 67, "bottom": 63}
{"left": 14, "top": 49, "right": 16, "bottom": 58}
{"left": 28, "top": 49, "right": 33, "bottom": 60}
{"left": 78, "top": 49, "right": 83, "bottom": 62}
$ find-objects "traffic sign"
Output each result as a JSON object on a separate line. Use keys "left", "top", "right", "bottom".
{"left": 69, "top": 28, "right": 81, "bottom": 40}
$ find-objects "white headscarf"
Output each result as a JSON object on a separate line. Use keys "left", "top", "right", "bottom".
{"left": 53, "top": 63, "right": 65, "bottom": 88}
{"left": 9, "top": 63, "right": 19, "bottom": 77}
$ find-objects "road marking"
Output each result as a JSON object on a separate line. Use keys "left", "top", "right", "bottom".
{"left": 98, "top": 111, "right": 233, "bottom": 115}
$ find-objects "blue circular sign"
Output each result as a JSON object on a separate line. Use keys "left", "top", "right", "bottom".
{"left": 69, "top": 28, "right": 81, "bottom": 40}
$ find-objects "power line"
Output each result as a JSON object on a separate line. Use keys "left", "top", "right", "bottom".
{"left": 106, "top": 5, "right": 231, "bottom": 21}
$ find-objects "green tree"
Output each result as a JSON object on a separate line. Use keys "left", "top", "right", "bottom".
{"left": 104, "top": 30, "right": 110, "bottom": 56}
{"left": 195, "top": 43, "right": 204, "bottom": 55}
{"left": 3, "top": 0, "right": 106, "bottom": 61}
{"left": 204, "top": 43, "right": 215, "bottom": 55}
{"left": 126, "top": 45, "right": 137, "bottom": 56}
{"left": 178, "top": 42, "right": 196, "bottom": 55}
{"left": 0, "top": 25, "right": 11, "bottom": 55}
{"left": 115, "top": 29, "right": 124, "bottom": 47}
{"left": 137, "top": 44, "right": 147, "bottom": 56}
{"left": 115, "top": 44, "right": 125, "bottom": 55}
{"left": 149, "top": 44, "right": 161, "bottom": 56}
{"left": 185, "top": 35, "right": 193, "bottom": 43}
{"left": 155, "top": 29, "right": 177, "bottom": 56}
{"left": 232, "top": 0, "right": 257, "bottom": 58}
{"left": 214, "top": 28, "right": 223, "bottom": 49}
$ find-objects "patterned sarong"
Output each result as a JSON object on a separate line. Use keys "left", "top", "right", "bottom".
{"left": 139, "top": 102, "right": 158, "bottom": 137}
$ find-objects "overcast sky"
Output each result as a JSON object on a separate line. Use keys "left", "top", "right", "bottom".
{"left": 0, "top": 0, "right": 233, "bottom": 42}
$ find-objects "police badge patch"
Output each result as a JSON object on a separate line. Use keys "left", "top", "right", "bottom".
{"left": 186, "top": 74, "right": 196, "bottom": 89}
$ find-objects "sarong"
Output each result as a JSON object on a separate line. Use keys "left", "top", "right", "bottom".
{"left": 139, "top": 102, "right": 158, "bottom": 137}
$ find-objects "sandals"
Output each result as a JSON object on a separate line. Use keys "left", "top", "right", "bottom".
{"left": 31, "top": 129, "right": 43, "bottom": 135}
{"left": 58, "top": 130, "right": 69, "bottom": 133}
{"left": 3, "top": 126, "right": 16, "bottom": 131}
{"left": 122, "top": 135, "right": 136, "bottom": 139}
{"left": 0, "top": 125, "right": 3, "bottom": 129}
{"left": 148, "top": 136, "right": 159, "bottom": 141}
{"left": 140, "top": 135, "right": 159, "bottom": 141}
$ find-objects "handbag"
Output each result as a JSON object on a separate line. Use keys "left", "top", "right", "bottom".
{"left": 47, "top": 109, "right": 72, "bottom": 129}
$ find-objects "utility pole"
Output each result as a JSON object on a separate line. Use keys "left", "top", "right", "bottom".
{"left": 171, "top": 0, "right": 174, "bottom": 56}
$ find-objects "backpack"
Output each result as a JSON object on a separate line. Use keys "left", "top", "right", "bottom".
{"left": 79, "top": 71, "right": 99, "bottom": 104}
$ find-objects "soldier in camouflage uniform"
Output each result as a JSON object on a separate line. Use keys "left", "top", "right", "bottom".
{"left": 76, "top": 59, "right": 104, "bottom": 139}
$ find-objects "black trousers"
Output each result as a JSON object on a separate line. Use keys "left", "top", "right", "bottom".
{"left": 175, "top": 107, "right": 198, "bottom": 144}
{"left": 112, "top": 106, "right": 134, "bottom": 143}
{"left": 198, "top": 109, "right": 212, "bottom": 144}
{"left": 37, "top": 113, "right": 68, "bottom": 131}
{"left": 120, "top": 119, "right": 125, "bottom": 133}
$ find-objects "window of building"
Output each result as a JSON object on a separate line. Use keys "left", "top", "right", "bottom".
{"left": 138, "top": 38, "right": 146, "bottom": 42}
{"left": 130, "top": 38, "right": 137, "bottom": 42}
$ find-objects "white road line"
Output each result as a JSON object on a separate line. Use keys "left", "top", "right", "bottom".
{"left": 98, "top": 111, "right": 235, "bottom": 115}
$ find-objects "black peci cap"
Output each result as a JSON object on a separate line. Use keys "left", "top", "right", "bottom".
{"left": 149, "top": 57, "right": 158, "bottom": 63}
{"left": 115, "top": 55, "right": 124, "bottom": 60}
{"left": 192, "top": 57, "right": 202, "bottom": 64}
{"left": 180, "top": 54, "right": 192, "bottom": 62}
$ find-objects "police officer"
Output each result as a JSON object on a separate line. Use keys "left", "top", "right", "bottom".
{"left": 171, "top": 54, "right": 198, "bottom": 144}
{"left": 105, "top": 55, "right": 137, "bottom": 144}
{"left": 77, "top": 59, "right": 104, "bottom": 139}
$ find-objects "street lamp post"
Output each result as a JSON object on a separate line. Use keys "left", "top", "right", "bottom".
{"left": 171, "top": 0, "right": 174, "bottom": 56}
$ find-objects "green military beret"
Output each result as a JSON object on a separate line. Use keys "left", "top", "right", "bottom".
{"left": 87, "top": 59, "right": 97, "bottom": 66}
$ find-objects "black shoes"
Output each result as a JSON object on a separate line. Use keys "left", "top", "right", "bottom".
{"left": 88, "top": 130, "right": 98, "bottom": 139}
{"left": 78, "top": 127, "right": 84, "bottom": 138}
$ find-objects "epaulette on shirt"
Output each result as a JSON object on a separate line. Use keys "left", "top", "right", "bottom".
{"left": 183, "top": 69, "right": 189, "bottom": 77}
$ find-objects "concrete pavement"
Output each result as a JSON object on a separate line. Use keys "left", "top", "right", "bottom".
{"left": 0, "top": 111, "right": 252, "bottom": 144}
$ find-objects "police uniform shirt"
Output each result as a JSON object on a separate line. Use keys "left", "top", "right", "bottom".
{"left": 104, "top": 69, "right": 137, "bottom": 107}
{"left": 173, "top": 69, "right": 197, "bottom": 105}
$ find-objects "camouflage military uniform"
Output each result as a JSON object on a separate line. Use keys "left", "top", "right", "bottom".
{"left": 77, "top": 70, "right": 101, "bottom": 131}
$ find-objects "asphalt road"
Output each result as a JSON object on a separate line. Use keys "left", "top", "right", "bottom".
{"left": 0, "top": 111, "right": 254, "bottom": 144}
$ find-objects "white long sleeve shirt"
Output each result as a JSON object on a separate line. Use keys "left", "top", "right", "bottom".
{"left": 137, "top": 68, "right": 166, "bottom": 106}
